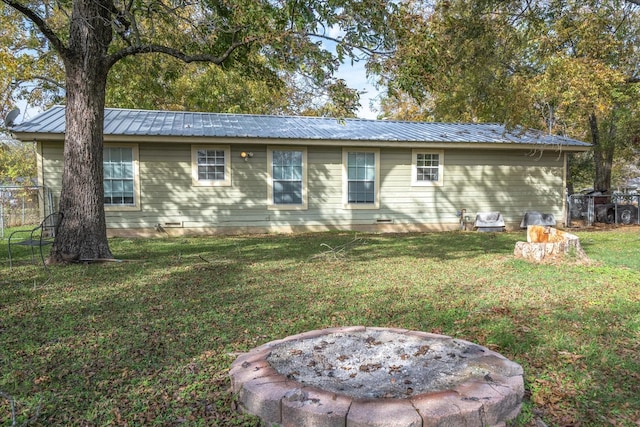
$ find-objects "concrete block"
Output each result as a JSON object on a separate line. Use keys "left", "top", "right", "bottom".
{"left": 347, "top": 399, "right": 421, "bottom": 427}
{"left": 237, "top": 376, "right": 296, "bottom": 424}
{"left": 282, "top": 387, "right": 352, "bottom": 427}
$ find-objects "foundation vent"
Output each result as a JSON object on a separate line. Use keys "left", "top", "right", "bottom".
{"left": 163, "top": 222, "right": 183, "bottom": 228}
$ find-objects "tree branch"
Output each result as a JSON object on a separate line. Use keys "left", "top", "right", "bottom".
{"left": 304, "top": 32, "right": 394, "bottom": 57}
{"left": 109, "top": 2, "right": 132, "bottom": 46}
{"left": 106, "top": 37, "right": 258, "bottom": 69}
{"left": 22, "top": 75, "right": 66, "bottom": 90}
{"left": 1, "top": 0, "right": 69, "bottom": 60}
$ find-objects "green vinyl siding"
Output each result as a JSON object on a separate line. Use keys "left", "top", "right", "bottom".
{"left": 308, "top": 147, "right": 343, "bottom": 207}
{"left": 38, "top": 141, "right": 566, "bottom": 232}
{"left": 39, "top": 142, "right": 64, "bottom": 211}
{"left": 375, "top": 148, "right": 564, "bottom": 226}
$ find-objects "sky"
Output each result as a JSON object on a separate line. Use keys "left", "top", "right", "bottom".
{"left": 325, "top": 22, "right": 383, "bottom": 121}
{"left": 336, "top": 60, "right": 382, "bottom": 120}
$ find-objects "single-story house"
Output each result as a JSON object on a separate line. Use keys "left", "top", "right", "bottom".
{"left": 10, "top": 105, "right": 591, "bottom": 236}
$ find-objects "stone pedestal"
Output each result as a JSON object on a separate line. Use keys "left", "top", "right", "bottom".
{"left": 514, "top": 225, "right": 587, "bottom": 262}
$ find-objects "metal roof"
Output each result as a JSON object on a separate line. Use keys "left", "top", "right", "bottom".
{"left": 11, "top": 105, "right": 591, "bottom": 147}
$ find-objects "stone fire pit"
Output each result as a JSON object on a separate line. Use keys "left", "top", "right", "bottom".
{"left": 230, "top": 326, "right": 524, "bottom": 426}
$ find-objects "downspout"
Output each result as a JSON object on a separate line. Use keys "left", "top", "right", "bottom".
{"left": 459, "top": 208, "right": 466, "bottom": 230}
{"left": 36, "top": 140, "right": 47, "bottom": 218}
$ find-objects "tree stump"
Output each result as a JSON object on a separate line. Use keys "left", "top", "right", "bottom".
{"left": 514, "top": 225, "right": 587, "bottom": 262}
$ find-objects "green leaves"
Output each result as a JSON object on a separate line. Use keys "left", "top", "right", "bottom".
{"left": 379, "top": 0, "right": 640, "bottom": 125}
{"left": 105, "top": 54, "right": 290, "bottom": 114}
{"left": 0, "top": 141, "right": 36, "bottom": 184}
{"left": 0, "top": 2, "right": 65, "bottom": 113}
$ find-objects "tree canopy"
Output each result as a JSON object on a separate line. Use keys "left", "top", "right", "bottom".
{"left": 1, "top": 1, "right": 395, "bottom": 118}
{"left": 0, "top": 138, "right": 35, "bottom": 184}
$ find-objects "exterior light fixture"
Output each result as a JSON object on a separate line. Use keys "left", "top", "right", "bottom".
{"left": 240, "top": 151, "right": 254, "bottom": 161}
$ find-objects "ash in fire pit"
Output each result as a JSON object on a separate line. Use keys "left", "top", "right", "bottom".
{"left": 269, "top": 329, "right": 498, "bottom": 399}
{"left": 230, "top": 327, "right": 524, "bottom": 427}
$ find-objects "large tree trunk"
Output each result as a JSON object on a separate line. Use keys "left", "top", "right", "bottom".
{"left": 49, "top": 0, "right": 114, "bottom": 263}
{"left": 589, "top": 112, "right": 615, "bottom": 193}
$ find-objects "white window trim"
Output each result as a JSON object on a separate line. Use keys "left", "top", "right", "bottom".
{"left": 412, "top": 149, "right": 444, "bottom": 187}
{"left": 191, "top": 145, "right": 231, "bottom": 187}
{"left": 342, "top": 148, "right": 380, "bottom": 209}
{"left": 267, "top": 146, "right": 308, "bottom": 210}
{"left": 104, "top": 143, "right": 141, "bottom": 212}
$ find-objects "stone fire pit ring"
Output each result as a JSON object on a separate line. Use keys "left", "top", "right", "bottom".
{"left": 230, "top": 326, "right": 524, "bottom": 427}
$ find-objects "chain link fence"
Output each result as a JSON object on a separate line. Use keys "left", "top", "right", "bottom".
{"left": 0, "top": 186, "right": 55, "bottom": 239}
{"left": 567, "top": 192, "right": 640, "bottom": 227}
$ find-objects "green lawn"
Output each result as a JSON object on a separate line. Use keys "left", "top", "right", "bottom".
{"left": 1, "top": 228, "right": 639, "bottom": 426}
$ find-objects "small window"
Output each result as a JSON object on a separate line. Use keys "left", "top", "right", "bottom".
{"left": 343, "top": 148, "right": 380, "bottom": 209}
{"left": 191, "top": 145, "right": 231, "bottom": 186}
{"left": 412, "top": 149, "right": 444, "bottom": 186}
{"left": 104, "top": 144, "right": 140, "bottom": 211}
{"left": 268, "top": 147, "right": 307, "bottom": 210}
